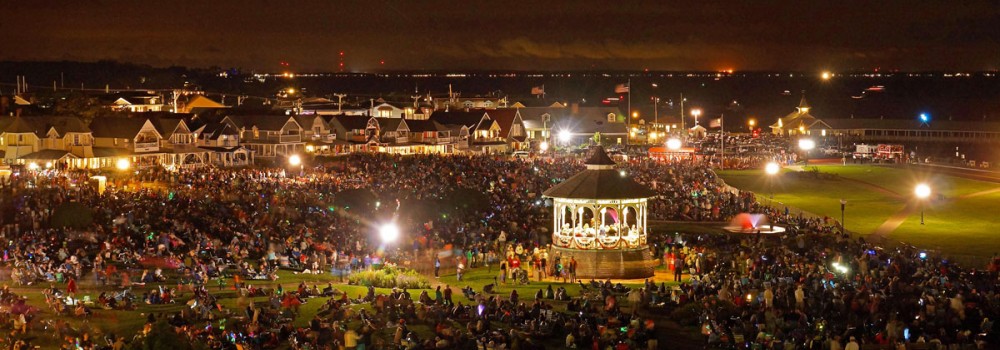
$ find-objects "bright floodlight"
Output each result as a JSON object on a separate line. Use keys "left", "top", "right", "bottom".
{"left": 691, "top": 109, "right": 702, "bottom": 117}
{"left": 27, "top": 162, "right": 39, "bottom": 170}
{"left": 115, "top": 158, "right": 130, "bottom": 171}
{"left": 798, "top": 139, "right": 816, "bottom": 151}
{"left": 539, "top": 141, "right": 549, "bottom": 152}
{"left": 558, "top": 130, "right": 572, "bottom": 143}
{"left": 821, "top": 71, "right": 832, "bottom": 80}
{"left": 765, "top": 162, "right": 780, "bottom": 175}
{"left": 666, "top": 138, "right": 682, "bottom": 150}
{"left": 919, "top": 113, "right": 929, "bottom": 122}
{"left": 915, "top": 183, "right": 931, "bottom": 199}
{"left": 288, "top": 154, "right": 302, "bottom": 167}
{"left": 379, "top": 223, "right": 400, "bottom": 243}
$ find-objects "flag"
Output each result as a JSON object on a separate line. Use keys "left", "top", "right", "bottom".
{"left": 709, "top": 118, "right": 722, "bottom": 128}
{"left": 614, "top": 83, "right": 630, "bottom": 94}
{"left": 531, "top": 85, "right": 545, "bottom": 95}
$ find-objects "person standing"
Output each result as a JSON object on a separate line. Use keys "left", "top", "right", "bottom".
{"left": 434, "top": 257, "right": 440, "bottom": 278}
{"left": 673, "top": 255, "right": 684, "bottom": 282}
{"left": 569, "top": 257, "right": 578, "bottom": 283}
{"left": 844, "top": 336, "right": 859, "bottom": 350}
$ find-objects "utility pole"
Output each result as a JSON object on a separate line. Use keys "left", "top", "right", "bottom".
{"left": 679, "top": 93, "right": 685, "bottom": 137}
{"left": 334, "top": 93, "right": 346, "bottom": 113}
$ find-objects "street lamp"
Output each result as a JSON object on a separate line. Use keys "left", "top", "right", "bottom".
{"left": 765, "top": 162, "right": 780, "bottom": 200}
{"left": 798, "top": 138, "right": 816, "bottom": 165}
{"left": 821, "top": 71, "right": 832, "bottom": 81}
{"left": 115, "top": 158, "right": 130, "bottom": 171}
{"left": 558, "top": 129, "right": 572, "bottom": 143}
{"left": 748, "top": 118, "right": 756, "bottom": 132}
{"left": 379, "top": 223, "right": 401, "bottom": 243}
{"left": 666, "top": 138, "right": 682, "bottom": 151}
{"left": 539, "top": 141, "right": 549, "bottom": 152}
{"left": 798, "top": 139, "right": 815, "bottom": 151}
{"left": 691, "top": 109, "right": 702, "bottom": 125}
{"left": 288, "top": 154, "right": 304, "bottom": 176}
{"left": 915, "top": 183, "right": 931, "bottom": 225}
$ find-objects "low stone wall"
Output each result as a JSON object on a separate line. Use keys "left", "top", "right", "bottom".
{"left": 552, "top": 246, "right": 656, "bottom": 279}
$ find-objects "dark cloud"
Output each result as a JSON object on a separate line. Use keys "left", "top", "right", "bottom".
{"left": 0, "top": 0, "right": 997, "bottom": 71}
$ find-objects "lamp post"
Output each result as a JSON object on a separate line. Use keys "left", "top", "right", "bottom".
{"left": 748, "top": 118, "right": 756, "bottom": 132}
{"left": 765, "top": 162, "right": 780, "bottom": 201}
{"left": 116, "top": 158, "right": 131, "bottom": 171}
{"left": 558, "top": 129, "right": 572, "bottom": 157}
{"left": 379, "top": 223, "right": 401, "bottom": 244}
{"left": 915, "top": 184, "right": 931, "bottom": 225}
{"left": 691, "top": 108, "right": 702, "bottom": 126}
{"left": 288, "top": 154, "right": 303, "bottom": 176}
{"left": 798, "top": 138, "right": 815, "bottom": 164}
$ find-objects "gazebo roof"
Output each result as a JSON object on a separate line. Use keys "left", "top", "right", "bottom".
{"left": 543, "top": 146, "right": 656, "bottom": 200}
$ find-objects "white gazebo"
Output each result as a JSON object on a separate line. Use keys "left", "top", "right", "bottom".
{"left": 543, "top": 145, "right": 657, "bottom": 278}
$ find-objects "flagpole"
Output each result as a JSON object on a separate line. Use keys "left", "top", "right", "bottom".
{"left": 720, "top": 114, "right": 725, "bottom": 170}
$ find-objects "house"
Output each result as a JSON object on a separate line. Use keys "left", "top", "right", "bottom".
{"left": 227, "top": 115, "right": 304, "bottom": 158}
{"left": 146, "top": 115, "right": 213, "bottom": 168}
{"left": 405, "top": 119, "right": 465, "bottom": 154}
{"left": 484, "top": 109, "right": 528, "bottom": 150}
{"left": 770, "top": 95, "right": 831, "bottom": 136}
{"left": 372, "top": 117, "right": 415, "bottom": 154}
{"left": 430, "top": 110, "right": 507, "bottom": 153}
{"left": 0, "top": 116, "right": 44, "bottom": 165}
{"left": 518, "top": 106, "right": 627, "bottom": 146}
{"left": 192, "top": 117, "right": 252, "bottom": 166}
{"left": 328, "top": 115, "right": 378, "bottom": 152}
{"left": 104, "top": 93, "right": 167, "bottom": 113}
{"left": 433, "top": 97, "right": 507, "bottom": 111}
{"left": 89, "top": 116, "right": 165, "bottom": 168}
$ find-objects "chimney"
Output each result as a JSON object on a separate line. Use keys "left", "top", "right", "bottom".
{"left": 571, "top": 103, "right": 580, "bottom": 114}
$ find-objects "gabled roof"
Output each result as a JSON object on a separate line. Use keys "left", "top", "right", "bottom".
{"left": 89, "top": 117, "right": 156, "bottom": 139}
{"left": 149, "top": 117, "right": 186, "bottom": 138}
{"left": 185, "top": 95, "right": 227, "bottom": 109}
{"left": 227, "top": 115, "right": 298, "bottom": 131}
{"left": 375, "top": 117, "right": 406, "bottom": 131}
{"left": 329, "top": 115, "right": 371, "bottom": 130}
{"left": 485, "top": 109, "right": 525, "bottom": 141}
{"left": 199, "top": 119, "right": 241, "bottom": 140}
{"left": 294, "top": 115, "right": 329, "bottom": 129}
{"left": 405, "top": 119, "right": 449, "bottom": 132}
{"left": 2, "top": 116, "right": 37, "bottom": 133}
{"left": 429, "top": 110, "right": 488, "bottom": 129}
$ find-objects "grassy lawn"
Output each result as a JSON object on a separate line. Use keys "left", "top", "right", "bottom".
{"left": 717, "top": 164, "right": 1000, "bottom": 261}
{"left": 8, "top": 262, "right": 682, "bottom": 348}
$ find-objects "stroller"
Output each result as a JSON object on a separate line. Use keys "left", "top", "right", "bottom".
{"left": 515, "top": 269, "right": 530, "bottom": 285}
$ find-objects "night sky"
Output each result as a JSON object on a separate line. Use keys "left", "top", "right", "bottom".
{"left": 2, "top": 1, "right": 998, "bottom": 71}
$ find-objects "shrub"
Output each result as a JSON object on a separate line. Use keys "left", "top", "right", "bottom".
{"left": 348, "top": 265, "right": 430, "bottom": 289}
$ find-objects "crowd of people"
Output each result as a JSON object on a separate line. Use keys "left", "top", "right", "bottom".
{"left": 0, "top": 149, "right": 994, "bottom": 349}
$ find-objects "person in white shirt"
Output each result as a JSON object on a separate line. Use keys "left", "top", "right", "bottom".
{"left": 845, "top": 336, "right": 860, "bottom": 350}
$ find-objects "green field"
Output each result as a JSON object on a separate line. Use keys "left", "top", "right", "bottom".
{"left": 7, "top": 263, "right": 678, "bottom": 348}
{"left": 718, "top": 165, "right": 1000, "bottom": 261}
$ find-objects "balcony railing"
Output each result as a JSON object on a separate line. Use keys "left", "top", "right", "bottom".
{"left": 133, "top": 142, "right": 159, "bottom": 152}
{"left": 279, "top": 134, "right": 301, "bottom": 143}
